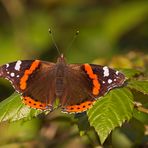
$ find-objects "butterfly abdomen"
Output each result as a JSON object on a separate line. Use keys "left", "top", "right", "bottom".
{"left": 55, "top": 64, "right": 65, "bottom": 97}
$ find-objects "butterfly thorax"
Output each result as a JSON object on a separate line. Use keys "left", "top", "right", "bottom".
{"left": 55, "top": 55, "right": 67, "bottom": 97}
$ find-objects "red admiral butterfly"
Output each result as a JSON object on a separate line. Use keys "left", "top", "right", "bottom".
{"left": 0, "top": 54, "right": 125, "bottom": 113}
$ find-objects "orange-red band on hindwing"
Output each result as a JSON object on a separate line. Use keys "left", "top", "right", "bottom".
{"left": 84, "top": 64, "right": 100, "bottom": 96}
{"left": 23, "top": 96, "right": 46, "bottom": 110}
{"left": 20, "top": 60, "right": 40, "bottom": 90}
{"left": 65, "top": 101, "right": 95, "bottom": 113}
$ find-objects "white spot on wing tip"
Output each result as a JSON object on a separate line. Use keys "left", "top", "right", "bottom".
{"left": 103, "top": 66, "right": 109, "bottom": 77}
{"left": 6, "top": 64, "right": 9, "bottom": 68}
{"left": 108, "top": 79, "right": 112, "bottom": 84}
{"left": 15, "top": 60, "right": 22, "bottom": 71}
{"left": 10, "top": 72, "right": 15, "bottom": 77}
{"left": 116, "top": 71, "right": 119, "bottom": 75}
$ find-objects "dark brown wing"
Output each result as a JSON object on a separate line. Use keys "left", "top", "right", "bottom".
{"left": 61, "top": 64, "right": 125, "bottom": 113}
{"left": 61, "top": 64, "right": 94, "bottom": 104}
{"left": 61, "top": 64, "right": 96, "bottom": 113}
{"left": 90, "top": 64, "right": 125, "bottom": 96}
{"left": 0, "top": 60, "right": 56, "bottom": 110}
{"left": 0, "top": 60, "right": 36, "bottom": 92}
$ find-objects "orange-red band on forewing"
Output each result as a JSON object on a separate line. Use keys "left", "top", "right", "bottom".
{"left": 65, "top": 101, "right": 95, "bottom": 113}
{"left": 20, "top": 60, "right": 40, "bottom": 90}
{"left": 23, "top": 96, "right": 46, "bottom": 110}
{"left": 84, "top": 64, "right": 100, "bottom": 96}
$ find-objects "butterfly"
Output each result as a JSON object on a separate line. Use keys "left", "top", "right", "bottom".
{"left": 0, "top": 54, "right": 125, "bottom": 113}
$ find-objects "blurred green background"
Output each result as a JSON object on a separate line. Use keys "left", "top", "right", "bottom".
{"left": 0, "top": 0, "right": 148, "bottom": 147}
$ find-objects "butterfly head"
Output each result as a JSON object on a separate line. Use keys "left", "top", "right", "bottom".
{"left": 57, "top": 54, "right": 66, "bottom": 64}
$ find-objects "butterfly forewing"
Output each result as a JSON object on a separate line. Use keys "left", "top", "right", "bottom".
{"left": 90, "top": 64, "right": 125, "bottom": 96}
{"left": 0, "top": 60, "right": 56, "bottom": 110}
{"left": 0, "top": 60, "right": 36, "bottom": 92}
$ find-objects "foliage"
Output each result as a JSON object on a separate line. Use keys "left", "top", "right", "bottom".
{"left": 0, "top": 61, "right": 147, "bottom": 145}
{"left": 0, "top": 0, "right": 148, "bottom": 147}
{"left": 0, "top": 93, "right": 43, "bottom": 122}
{"left": 87, "top": 88, "right": 133, "bottom": 144}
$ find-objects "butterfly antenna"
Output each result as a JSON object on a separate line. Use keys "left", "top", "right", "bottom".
{"left": 48, "top": 29, "right": 61, "bottom": 56}
{"left": 66, "top": 30, "right": 79, "bottom": 53}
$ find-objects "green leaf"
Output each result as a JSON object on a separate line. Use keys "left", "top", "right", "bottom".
{"left": 75, "top": 114, "right": 90, "bottom": 136}
{"left": 133, "top": 108, "right": 148, "bottom": 124}
{"left": 0, "top": 93, "right": 47, "bottom": 122}
{"left": 87, "top": 88, "right": 133, "bottom": 144}
{"left": 128, "top": 80, "right": 148, "bottom": 94}
{"left": 119, "top": 68, "right": 142, "bottom": 79}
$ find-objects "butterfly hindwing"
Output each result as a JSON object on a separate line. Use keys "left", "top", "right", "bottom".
{"left": 60, "top": 64, "right": 95, "bottom": 113}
